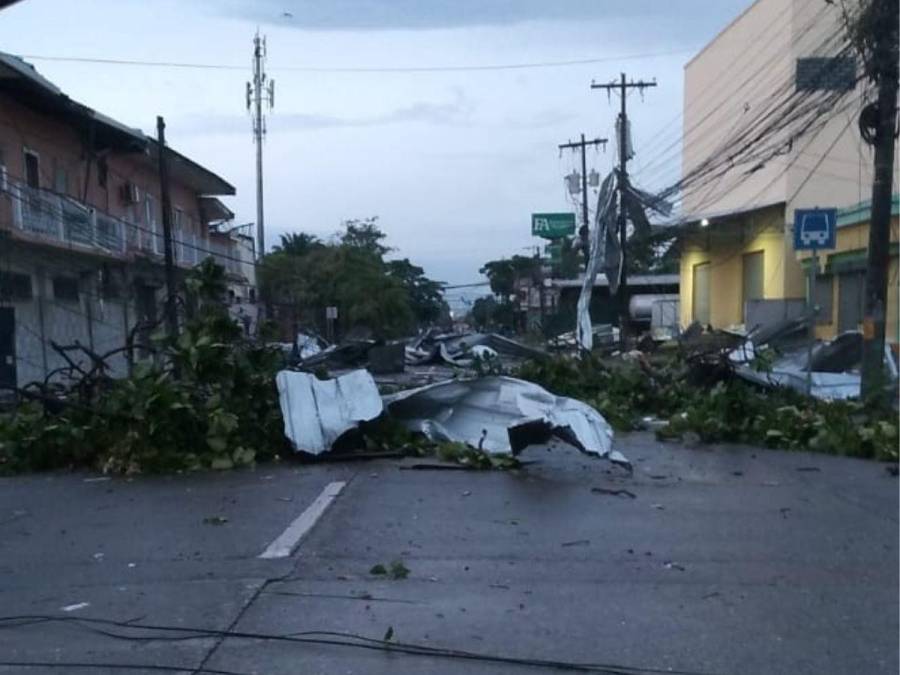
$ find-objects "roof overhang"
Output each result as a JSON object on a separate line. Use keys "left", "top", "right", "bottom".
{"left": 146, "top": 140, "right": 235, "bottom": 196}
{"left": 0, "top": 52, "right": 146, "bottom": 153}
{"left": 667, "top": 200, "right": 786, "bottom": 236}
{"left": 199, "top": 196, "right": 235, "bottom": 223}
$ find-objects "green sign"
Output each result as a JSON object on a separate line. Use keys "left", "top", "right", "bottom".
{"left": 531, "top": 212, "right": 575, "bottom": 240}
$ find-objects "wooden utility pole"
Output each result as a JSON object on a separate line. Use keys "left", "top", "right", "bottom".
{"left": 591, "top": 74, "right": 656, "bottom": 340}
{"left": 156, "top": 116, "right": 179, "bottom": 345}
{"left": 558, "top": 134, "right": 608, "bottom": 255}
{"left": 860, "top": 0, "right": 899, "bottom": 400}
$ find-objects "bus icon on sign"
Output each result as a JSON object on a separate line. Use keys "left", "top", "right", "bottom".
{"left": 800, "top": 212, "right": 829, "bottom": 246}
{"left": 793, "top": 208, "right": 836, "bottom": 251}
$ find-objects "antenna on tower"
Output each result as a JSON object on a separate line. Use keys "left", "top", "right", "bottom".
{"left": 247, "top": 31, "right": 274, "bottom": 261}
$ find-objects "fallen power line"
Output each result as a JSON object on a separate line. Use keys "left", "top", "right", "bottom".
{"left": 0, "top": 614, "right": 720, "bottom": 675}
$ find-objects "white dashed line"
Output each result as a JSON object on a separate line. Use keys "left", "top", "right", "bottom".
{"left": 258, "top": 481, "right": 346, "bottom": 559}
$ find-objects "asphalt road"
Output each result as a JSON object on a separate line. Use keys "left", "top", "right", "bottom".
{"left": 0, "top": 433, "right": 896, "bottom": 674}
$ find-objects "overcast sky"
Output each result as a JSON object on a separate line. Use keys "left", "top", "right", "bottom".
{"left": 0, "top": 0, "right": 750, "bottom": 302}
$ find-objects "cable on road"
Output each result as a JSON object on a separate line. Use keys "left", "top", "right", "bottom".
{"left": 0, "top": 614, "right": 720, "bottom": 675}
{"left": 0, "top": 661, "right": 247, "bottom": 674}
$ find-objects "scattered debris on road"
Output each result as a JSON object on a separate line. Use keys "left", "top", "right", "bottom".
{"left": 277, "top": 369, "right": 383, "bottom": 455}
{"left": 60, "top": 602, "right": 90, "bottom": 612}
{"left": 370, "top": 560, "right": 410, "bottom": 579}
{"left": 202, "top": 516, "right": 229, "bottom": 526}
{"left": 384, "top": 376, "right": 624, "bottom": 465}
{"left": 590, "top": 487, "right": 637, "bottom": 498}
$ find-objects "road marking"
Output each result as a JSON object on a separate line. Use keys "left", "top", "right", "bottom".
{"left": 258, "top": 481, "right": 346, "bottom": 560}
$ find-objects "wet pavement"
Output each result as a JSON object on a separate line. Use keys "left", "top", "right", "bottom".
{"left": 0, "top": 433, "right": 897, "bottom": 674}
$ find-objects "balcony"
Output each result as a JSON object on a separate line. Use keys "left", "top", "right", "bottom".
{"left": 11, "top": 183, "right": 126, "bottom": 256}
{"left": 8, "top": 183, "right": 244, "bottom": 277}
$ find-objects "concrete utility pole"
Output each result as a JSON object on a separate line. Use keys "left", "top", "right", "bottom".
{"left": 156, "top": 116, "right": 179, "bottom": 345}
{"left": 558, "top": 134, "right": 608, "bottom": 255}
{"left": 247, "top": 31, "right": 274, "bottom": 261}
{"left": 591, "top": 74, "right": 656, "bottom": 340}
{"left": 860, "top": 0, "right": 899, "bottom": 400}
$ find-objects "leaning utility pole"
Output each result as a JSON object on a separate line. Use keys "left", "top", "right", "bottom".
{"left": 860, "top": 0, "right": 899, "bottom": 400}
{"left": 558, "top": 134, "right": 608, "bottom": 254}
{"left": 247, "top": 31, "right": 274, "bottom": 261}
{"left": 591, "top": 73, "right": 656, "bottom": 339}
{"left": 156, "top": 116, "right": 179, "bottom": 344}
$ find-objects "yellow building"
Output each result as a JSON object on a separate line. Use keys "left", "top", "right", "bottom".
{"left": 675, "top": 0, "right": 897, "bottom": 338}
{"left": 679, "top": 197, "right": 900, "bottom": 346}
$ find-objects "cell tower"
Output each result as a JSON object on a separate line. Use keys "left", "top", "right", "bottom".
{"left": 246, "top": 31, "right": 274, "bottom": 260}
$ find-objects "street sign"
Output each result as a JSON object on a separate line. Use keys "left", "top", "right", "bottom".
{"left": 793, "top": 208, "right": 837, "bottom": 250}
{"left": 325, "top": 306, "right": 338, "bottom": 320}
{"left": 532, "top": 212, "right": 576, "bottom": 240}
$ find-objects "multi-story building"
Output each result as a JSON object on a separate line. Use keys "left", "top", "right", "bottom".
{"left": 675, "top": 0, "right": 898, "bottom": 342}
{"left": 0, "top": 52, "right": 251, "bottom": 389}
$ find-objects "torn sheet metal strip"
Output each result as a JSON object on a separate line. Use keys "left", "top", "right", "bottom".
{"left": 577, "top": 172, "right": 616, "bottom": 351}
{"left": 276, "top": 369, "right": 383, "bottom": 455}
{"left": 383, "top": 375, "right": 625, "bottom": 466}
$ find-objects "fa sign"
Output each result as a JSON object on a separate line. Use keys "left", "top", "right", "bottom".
{"left": 793, "top": 208, "right": 837, "bottom": 251}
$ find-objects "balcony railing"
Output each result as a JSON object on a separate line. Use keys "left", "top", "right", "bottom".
{"left": 8, "top": 183, "right": 245, "bottom": 277}
{"left": 11, "top": 183, "right": 125, "bottom": 255}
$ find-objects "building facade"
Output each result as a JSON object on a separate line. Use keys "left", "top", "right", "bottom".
{"left": 0, "top": 53, "right": 250, "bottom": 390}
{"left": 676, "top": 0, "right": 893, "bottom": 337}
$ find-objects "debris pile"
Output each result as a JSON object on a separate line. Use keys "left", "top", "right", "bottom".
{"left": 275, "top": 369, "right": 627, "bottom": 468}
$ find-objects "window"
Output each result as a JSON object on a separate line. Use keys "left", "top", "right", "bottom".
{"left": 692, "top": 262, "right": 711, "bottom": 325}
{"left": 52, "top": 276, "right": 79, "bottom": 303}
{"left": 0, "top": 272, "right": 32, "bottom": 301}
{"left": 97, "top": 158, "right": 108, "bottom": 188}
{"left": 741, "top": 250, "right": 764, "bottom": 321}
{"left": 24, "top": 150, "right": 39, "bottom": 188}
{"left": 796, "top": 57, "right": 856, "bottom": 92}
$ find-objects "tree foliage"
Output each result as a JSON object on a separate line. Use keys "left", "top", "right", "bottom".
{"left": 260, "top": 219, "right": 444, "bottom": 338}
{"left": 479, "top": 255, "right": 541, "bottom": 298}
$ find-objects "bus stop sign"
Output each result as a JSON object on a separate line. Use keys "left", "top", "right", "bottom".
{"left": 793, "top": 208, "right": 836, "bottom": 251}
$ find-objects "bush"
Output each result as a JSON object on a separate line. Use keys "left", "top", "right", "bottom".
{"left": 516, "top": 352, "right": 899, "bottom": 462}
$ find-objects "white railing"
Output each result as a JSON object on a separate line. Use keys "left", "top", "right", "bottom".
{"left": 9, "top": 184, "right": 232, "bottom": 273}
{"left": 11, "top": 184, "right": 125, "bottom": 255}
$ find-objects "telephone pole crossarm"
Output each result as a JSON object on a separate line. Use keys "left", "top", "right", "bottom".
{"left": 558, "top": 135, "right": 608, "bottom": 256}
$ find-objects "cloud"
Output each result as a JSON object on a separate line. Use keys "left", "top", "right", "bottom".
{"left": 176, "top": 90, "right": 473, "bottom": 136}
{"left": 216, "top": 0, "right": 747, "bottom": 33}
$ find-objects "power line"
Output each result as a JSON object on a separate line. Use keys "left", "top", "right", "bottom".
{"left": 17, "top": 47, "right": 698, "bottom": 74}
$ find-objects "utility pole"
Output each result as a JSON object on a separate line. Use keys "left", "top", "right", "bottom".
{"left": 247, "top": 31, "right": 274, "bottom": 261}
{"left": 558, "top": 134, "right": 608, "bottom": 255}
{"left": 860, "top": 0, "right": 899, "bottom": 400}
{"left": 156, "top": 116, "right": 179, "bottom": 345}
{"left": 591, "top": 73, "right": 656, "bottom": 340}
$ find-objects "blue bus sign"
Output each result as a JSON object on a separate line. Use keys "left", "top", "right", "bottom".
{"left": 793, "top": 208, "right": 836, "bottom": 250}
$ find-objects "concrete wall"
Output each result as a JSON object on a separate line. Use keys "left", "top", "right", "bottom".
{"left": 682, "top": 0, "right": 873, "bottom": 219}
{"left": 1, "top": 240, "right": 167, "bottom": 388}
{"left": 681, "top": 0, "right": 791, "bottom": 216}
